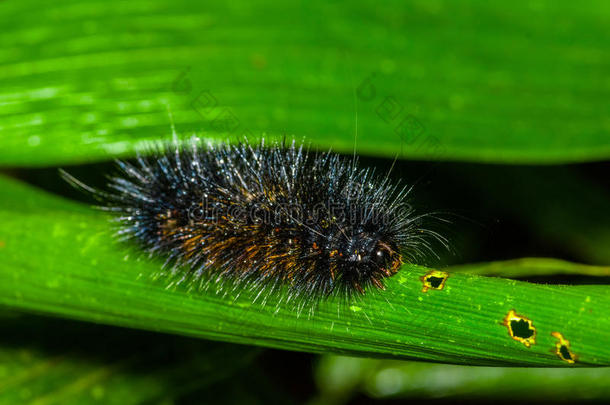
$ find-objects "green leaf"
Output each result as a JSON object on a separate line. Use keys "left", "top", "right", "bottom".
{"left": 0, "top": 312, "right": 258, "bottom": 405}
{"left": 314, "top": 356, "right": 610, "bottom": 402}
{"left": 0, "top": 175, "right": 608, "bottom": 367}
{"left": 449, "top": 257, "right": 610, "bottom": 278}
{"left": 2, "top": 0, "right": 610, "bottom": 166}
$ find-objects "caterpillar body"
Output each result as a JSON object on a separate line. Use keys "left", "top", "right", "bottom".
{"left": 63, "top": 139, "right": 442, "bottom": 305}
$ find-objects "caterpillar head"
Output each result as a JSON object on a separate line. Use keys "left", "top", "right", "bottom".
{"left": 333, "top": 230, "right": 403, "bottom": 293}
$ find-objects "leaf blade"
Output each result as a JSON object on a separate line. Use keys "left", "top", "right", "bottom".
{"left": 2, "top": 0, "right": 610, "bottom": 166}
{"left": 0, "top": 175, "right": 608, "bottom": 366}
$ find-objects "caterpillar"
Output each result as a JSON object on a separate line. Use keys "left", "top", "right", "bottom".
{"left": 63, "top": 138, "right": 444, "bottom": 305}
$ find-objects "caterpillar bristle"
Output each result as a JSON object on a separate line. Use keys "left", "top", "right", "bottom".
{"left": 63, "top": 137, "right": 446, "bottom": 310}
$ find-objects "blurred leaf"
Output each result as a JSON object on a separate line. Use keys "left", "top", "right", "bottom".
{"left": 1, "top": 0, "right": 610, "bottom": 166}
{"left": 0, "top": 175, "right": 608, "bottom": 366}
{"left": 449, "top": 257, "right": 610, "bottom": 278}
{"left": 0, "top": 312, "right": 258, "bottom": 405}
{"left": 314, "top": 355, "right": 610, "bottom": 404}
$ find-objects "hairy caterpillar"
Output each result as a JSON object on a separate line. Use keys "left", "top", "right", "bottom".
{"left": 63, "top": 138, "right": 444, "bottom": 305}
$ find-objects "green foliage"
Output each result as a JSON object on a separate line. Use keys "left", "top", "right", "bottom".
{"left": 0, "top": 312, "right": 259, "bottom": 405}
{"left": 314, "top": 356, "right": 610, "bottom": 403}
{"left": 0, "top": 175, "right": 608, "bottom": 367}
{"left": 1, "top": 0, "right": 609, "bottom": 402}
{"left": 1, "top": 0, "right": 610, "bottom": 166}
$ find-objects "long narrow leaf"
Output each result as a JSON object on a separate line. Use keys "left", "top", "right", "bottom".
{"left": 0, "top": 176, "right": 608, "bottom": 366}
{"left": 1, "top": 0, "right": 610, "bottom": 166}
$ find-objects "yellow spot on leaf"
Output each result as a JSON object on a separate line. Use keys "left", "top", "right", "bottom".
{"left": 420, "top": 270, "right": 449, "bottom": 292}
{"left": 503, "top": 309, "right": 536, "bottom": 348}
{"left": 551, "top": 331, "right": 577, "bottom": 364}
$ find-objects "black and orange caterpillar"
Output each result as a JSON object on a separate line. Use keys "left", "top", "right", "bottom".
{"left": 63, "top": 139, "right": 443, "bottom": 304}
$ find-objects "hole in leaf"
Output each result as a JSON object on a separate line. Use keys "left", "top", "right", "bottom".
{"left": 510, "top": 319, "right": 535, "bottom": 339}
{"left": 560, "top": 346, "right": 572, "bottom": 360}
{"left": 551, "top": 331, "right": 576, "bottom": 364}
{"left": 503, "top": 309, "right": 536, "bottom": 347}
{"left": 427, "top": 276, "right": 444, "bottom": 288}
{"left": 420, "top": 270, "right": 449, "bottom": 293}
